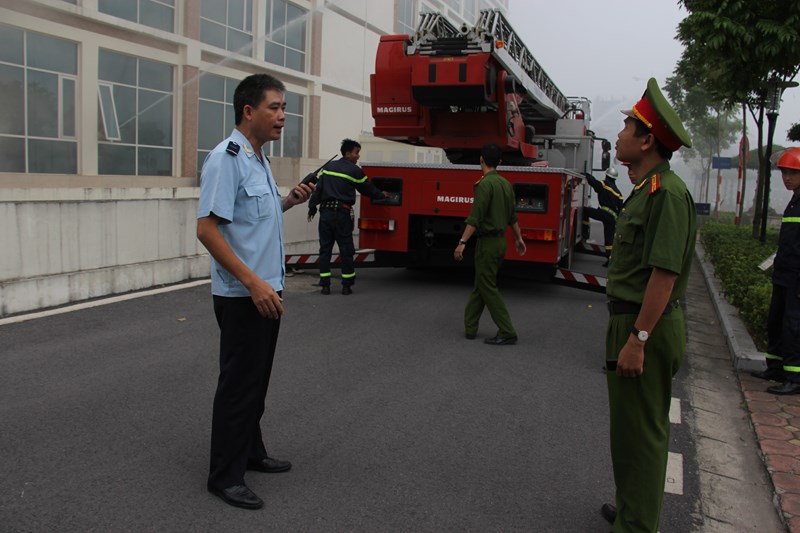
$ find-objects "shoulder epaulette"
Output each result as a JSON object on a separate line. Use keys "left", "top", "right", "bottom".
{"left": 649, "top": 174, "right": 661, "bottom": 195}
{"left": 225, "top": 141, "right": 240, "bottom": 156}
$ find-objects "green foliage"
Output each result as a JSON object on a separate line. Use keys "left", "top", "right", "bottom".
{"left": 789, "top": 122, "right": 800, "bottom": 143}
{"left": 700, "top": 220, "right": 778, "bottom": 348}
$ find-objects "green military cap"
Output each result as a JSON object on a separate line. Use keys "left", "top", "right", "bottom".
{"left": 622, "top": 77, "right": 692, "bottom": 151}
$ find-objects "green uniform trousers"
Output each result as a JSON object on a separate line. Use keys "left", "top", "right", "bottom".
{"left": 464, "top": 236, "right": 516, "bottom": 338}
{"left": 606, "top": 307, "right": 685, "bottom": 533}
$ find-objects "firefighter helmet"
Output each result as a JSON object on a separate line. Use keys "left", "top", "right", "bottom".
{"left": 775, "top": 147, "right": 800, "bottom": 170}
{"left": 605, "top": 167, "right": 619, "bottom": 179}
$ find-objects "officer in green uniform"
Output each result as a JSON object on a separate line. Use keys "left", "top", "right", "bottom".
{"left": 600, "top": 78, "right": 696, "bottom": 533}
{"left": 454, "top": 143, "right": 526, "bottom": 345}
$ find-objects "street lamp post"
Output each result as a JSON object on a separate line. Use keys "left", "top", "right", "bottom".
{"left": 759, "top": 78, "right": 799, "bottom": 243}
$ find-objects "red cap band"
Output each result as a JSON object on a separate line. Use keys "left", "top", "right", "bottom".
{"left": 632, "top": 97, "right": 682, "bottom": 152}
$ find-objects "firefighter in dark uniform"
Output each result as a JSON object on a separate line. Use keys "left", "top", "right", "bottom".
{"left": 600, "top": 78, "right": 696, "bottom": 533}
{"left": 308, "top": 138, "right": 387, "bottom": 295}
{"left": 582, "top": 166, "right": 624, "bottom": 266}
{"left": 454, "top": 143, "right": 527, "bottom": 345}
{"left": 751, "top": 147, "right": 800, "bottom": 394}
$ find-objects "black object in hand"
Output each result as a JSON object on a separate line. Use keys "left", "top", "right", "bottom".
{"left": 292, "top": 154, "right": 337, "bottom": 199}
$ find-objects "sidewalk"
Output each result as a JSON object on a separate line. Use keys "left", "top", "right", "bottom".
{"left": 695, "top": 243, "right": 798, "bottom": 531}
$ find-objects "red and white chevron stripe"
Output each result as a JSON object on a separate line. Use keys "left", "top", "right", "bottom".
{"left": 285, "top": 250, "right": 376, "bottom": 265}
{"left": 555, "top": 268, "right": 607, "bottom": 288}
{"left": 581, "top": 242, "right": 607, "bottom": 254}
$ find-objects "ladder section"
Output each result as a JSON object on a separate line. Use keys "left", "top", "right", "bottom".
{"left": 473, "top": 9, "right": 568, "bottom": 119}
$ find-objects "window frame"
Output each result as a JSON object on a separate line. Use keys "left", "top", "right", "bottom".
{"left": 263, "top": 0, "right": 308, "bottom": 73}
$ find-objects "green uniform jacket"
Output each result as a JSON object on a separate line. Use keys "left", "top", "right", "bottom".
{"left": 465, "top": 170, "right": 517, "bottom": 232}
{"left": 607, "top": 162, "right": 696, "bottom": 303}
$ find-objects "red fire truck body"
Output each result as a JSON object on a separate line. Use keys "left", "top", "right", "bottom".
{"left": 357, "top": 10, "right": 606, "bottom": 273}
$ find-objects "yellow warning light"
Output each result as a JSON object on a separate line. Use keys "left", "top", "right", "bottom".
{"left": 496, "top": 40, "right": 504, "bottom": 49}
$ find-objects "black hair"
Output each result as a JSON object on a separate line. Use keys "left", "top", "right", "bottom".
{"left": 481, "top": 143, "right": 502, "bottom": 168}
{"left": 233, "top": 74, "right": 285, "bottom": 125}
{"left": 631, "top": 118, "right": 673, "bottom": 160}
{"left": 340, "top": 138, "right": 361, "bottom": 156}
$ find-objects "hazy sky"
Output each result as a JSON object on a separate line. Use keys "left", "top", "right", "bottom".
{"left": 507, "top": 0, "right": 800, "bottom": 148}
{"left": 507, "top": 0, "right": 799, "bottom": 207}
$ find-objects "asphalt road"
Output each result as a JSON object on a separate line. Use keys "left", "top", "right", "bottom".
{"left": 0, "top": 254, "right": 700, "bottom": 532}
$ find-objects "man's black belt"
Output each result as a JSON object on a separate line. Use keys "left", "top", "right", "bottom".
{"left": 476, "top": 230, "right": 504, "bottom": 238}
{"left": 320, "top": 199, "right": 351, "bottom": 210}
{"left": 607, "top": 300, "right": 679, "bottom": 316}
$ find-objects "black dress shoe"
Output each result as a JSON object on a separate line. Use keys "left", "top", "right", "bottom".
{"left": 342, "top": 286, "right": 352, "bottom": 295}
{"left": 247, "top": 456, "right": 292, "bottom": 473}
{"left": 465, "top": 332, "right": 476, "bottom": 340}
{"left": 600, "top": 503, "right": 617, "bottom": 524}
{"left": 321, "top": 286, "right": 330, "bottom": 295}
{"left": 484, "top": 335, "right": 517, "bottom": 345}
{"left": 751, "top": 368, "right": 785, "bottom": 382}
{"left": 768, "top": 381, "right": 800, "bottom": 395}
{"left": 208, "top": 484, "right": 263, "bottom": 509}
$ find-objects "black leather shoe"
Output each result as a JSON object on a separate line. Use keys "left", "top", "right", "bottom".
{"left": 465, "top": 332, "right": 476, "bottom": 340}
{"left": 768, "top": 381, "right": 800, "bottom": 395}
{"left": 484, "top": 335, "right": 517, "bottom": 345}
{"left": 342, "top": 286, "right": 352, "bottom": 295}
{"left": 321, "top": 286, "right": 330, "bottom": 295}
{"left": 600, "top": 503, "right": 616, "bottom": 524}
{"left": 751, "top": 368, "right": 785, "bottom": 382}
{"left": 208, "top": 484, "right": 263, "bottom": 509}
{"left": 247, "top": 456, "right": 292, "bottom": 473}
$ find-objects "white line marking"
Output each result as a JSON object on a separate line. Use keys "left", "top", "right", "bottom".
{"left": 0, "top": 280, "right": 210, "bottom": 327}
{"left": 664, "top": 452, "right": 684, "bottom": 495}
{"left": 669, "top": 397, "right": 681, "bottom": 425}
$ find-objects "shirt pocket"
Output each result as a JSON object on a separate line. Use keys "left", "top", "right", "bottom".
{"left": 243, "top": 184, "right": 274, "bottom": 220}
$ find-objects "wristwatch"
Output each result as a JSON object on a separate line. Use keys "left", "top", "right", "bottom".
{"left": 631, "top": 326, "right": 649, "bottom": 342}
{"left": 458, "top": 239, "right": 467, "bottom": 245}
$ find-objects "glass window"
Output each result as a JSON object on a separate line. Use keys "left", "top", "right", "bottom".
{"left": 97, "top": 49, "right": 174, "bottom": 176}
{"left": 98, "top": 0, "right": 175, "bottom": 33}
{"left": 0, "top": 25, "right": 77, "bottom": 174}
{"left": 200, "top": 0, "right": 253, "bottom": 55}
{"left": 264, "top": 0, "right": 306, "bottom": 73}
{"left": 266, "top": 92, "right": 303, "bottom": 158}
{"left": 397, "top": 0, "right": 416, "bottom": 35}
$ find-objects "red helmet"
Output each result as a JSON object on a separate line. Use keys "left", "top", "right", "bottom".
{"left": 776, "top": 147, "right": 800, "bottom": 170}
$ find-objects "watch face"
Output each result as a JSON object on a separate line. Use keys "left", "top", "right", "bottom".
{"left": 638, "top": 331, "right": 649, "bottom": 342}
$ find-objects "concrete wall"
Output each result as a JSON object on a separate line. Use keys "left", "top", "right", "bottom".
{"left": 0, "top": 157, "right": 342, "bottom": 317}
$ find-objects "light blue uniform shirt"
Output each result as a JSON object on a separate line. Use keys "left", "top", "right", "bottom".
{"left": 198, "top": 128, "right": 285, "bottom": 296}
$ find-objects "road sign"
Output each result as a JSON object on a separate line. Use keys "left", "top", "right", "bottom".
{"left": 712, "top": 156, "right": 733, "bottom": 169}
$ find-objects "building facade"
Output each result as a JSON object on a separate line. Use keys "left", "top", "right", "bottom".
{"left": 0, "top": 0, "right": 507, "bottom": 316}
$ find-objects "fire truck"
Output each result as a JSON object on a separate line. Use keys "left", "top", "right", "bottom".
{"left": 357, "top": 10, "right": 610, "bottom": 281}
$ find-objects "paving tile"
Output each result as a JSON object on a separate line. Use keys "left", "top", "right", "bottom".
{"left": 752, "top": 412, "right": 789, "bottom": 427}
{"left": 790, "top": 417, "right": 800, "bottom": 427}
{"left": 746, "top": 390, "right": 781, "bottom": 402}
{"left": 749, "top": 400, "right": 785, "bottom": 414}
{"left": 762, "top": 439, "right": 800, "bottom": 456}
{"left": 767, "top": 454, "right": 800, "bottom": 475}
{"left": 789, "top": 515, "right": 800, "bottom": 533}
{"left": 757, "top": 425, "right": 795, "bottom": 441}
{"left": 775, "top": 472, "right": 800, "bottom": 494}
{"left": 782, "top": 493, "right": 800, "bottom": 515}
{"left": 785, "top": 405, "right": 800, "bottom": 417}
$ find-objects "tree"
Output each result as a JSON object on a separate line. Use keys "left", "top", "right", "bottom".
{"left": 789, "top": 123, "right": 800, "bottom": 143}
{"left": 664, "top": 76, "right": 739, "bottom": 206}
{"left": 676, "top": 0, "right": 800, "bottom": 238}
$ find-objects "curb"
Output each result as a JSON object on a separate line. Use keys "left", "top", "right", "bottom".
{"left": 695, "top": 242, "right": 766, "bottom": 372}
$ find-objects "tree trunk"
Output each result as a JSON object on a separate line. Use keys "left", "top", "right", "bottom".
{"left": 752, "top": 106, "right": 765, "bottom": 239}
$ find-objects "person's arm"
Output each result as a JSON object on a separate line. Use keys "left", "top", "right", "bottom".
{"left": 510, "top": 221, "right": 526, "bottom": 256}
{"left": 197, "top": 214, "right": 284, "bottom": 319}
{"left": 307, "top": 178, "right": 322, "bottom": 221}
{"left": 583, "top": 172, "right": 602, "bottom": 194}
{"left": 283, "top": 183, "right": 314, "bottom": 212}
{"left": 454, "top": 224, "right": 477, "bottom": 261}
{"left": 615, "top": 267, "right": 678, "bottom": 377}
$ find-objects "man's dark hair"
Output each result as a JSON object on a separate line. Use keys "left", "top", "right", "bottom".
{"left": 233, "top": 74, "right": 285, "bottom": 125}
{"left": 341, "top": 138, "right": 361, "bottom": 156}
{"left": 632, "top": 118, "right": 673, "bottom": 160}
{"left": 481, "top": 143, "right": 502, "bottom": 168}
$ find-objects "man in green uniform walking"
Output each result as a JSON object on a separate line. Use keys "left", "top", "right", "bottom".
{"left": 454, "top": 143, "right": 526, "bottom": 345}
{"left": 600, "top": 78, "right": 696, "bottom": 532}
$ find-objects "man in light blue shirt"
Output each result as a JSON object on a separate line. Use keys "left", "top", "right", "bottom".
{"left": 197, "top": 74, "right": 313, "bottom": 510}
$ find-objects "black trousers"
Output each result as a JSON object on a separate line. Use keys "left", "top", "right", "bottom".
{"left": 318, "top": 207, "right": 356, "bottom": 287}
{"left": 583, "top": 207, "right": 616, "bottom": 256}
{"left": 766, "top": 283, "right": 800, "bottom": 381}
{"left": 208, "top": 295, "right": 281, "bottom": 490}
